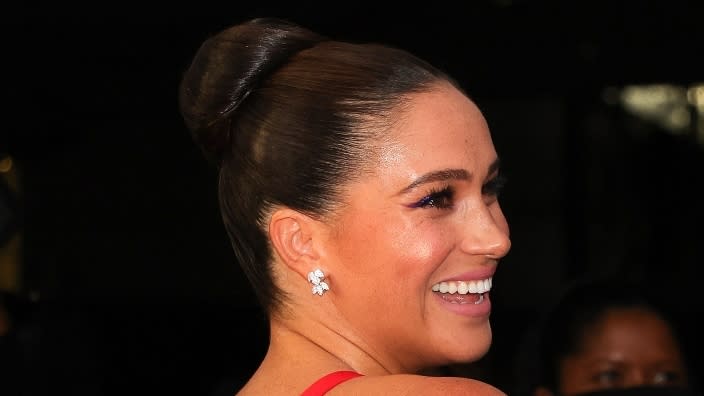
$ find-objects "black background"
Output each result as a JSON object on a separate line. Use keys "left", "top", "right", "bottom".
{"left": 2, "top": 1, "right": 703, "bottom": 395}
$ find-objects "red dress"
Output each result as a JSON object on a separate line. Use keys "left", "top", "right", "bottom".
{"left": 300, "top": 371, "right": 363, "bottom": 396}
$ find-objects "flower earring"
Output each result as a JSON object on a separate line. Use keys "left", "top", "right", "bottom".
{"left": 307, "top": 268, "right": 329, "bottom": 296}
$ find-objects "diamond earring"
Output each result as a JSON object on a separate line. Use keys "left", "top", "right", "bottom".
{"left": 307, "top": 268, "right": 329, "bottom": 296}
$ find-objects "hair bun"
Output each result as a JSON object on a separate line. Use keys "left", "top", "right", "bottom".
{"left": 178, "top": 17, "right": 327, "bottom": 163}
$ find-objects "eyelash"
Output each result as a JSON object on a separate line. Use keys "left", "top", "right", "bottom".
{"left": 411, "top": 175, "right": 507, "bottom": 210}
{"left": 413, "top": 185, "right": 455, "bottom": 209}
{"left": 483, "top": 175, "right": 507, "bottom": 197}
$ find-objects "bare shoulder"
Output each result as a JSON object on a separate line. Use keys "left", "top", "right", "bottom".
{"left": 329, "top": 373, "right": 507, "bottom": 395}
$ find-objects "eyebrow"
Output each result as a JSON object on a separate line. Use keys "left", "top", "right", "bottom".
{"left": 399, "top": 158, "right": 501, "bottom": 194}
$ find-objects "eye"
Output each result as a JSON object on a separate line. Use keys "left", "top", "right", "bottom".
{"left": 412, "top": 186, "right": 455, "bottom": 209}
{"left": 482, "top": 174, "right": 507, "bottom": 197}
{"left": 652, "top": 370, "right": 684, "bottom": 385}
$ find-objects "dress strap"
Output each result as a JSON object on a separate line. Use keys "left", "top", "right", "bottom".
{"left": 300, "top": 370, "right": 363, "bottom": 396}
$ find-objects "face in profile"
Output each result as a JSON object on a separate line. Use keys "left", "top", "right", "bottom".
{"left": 317, "top": 81, "right": 511, "bottom": 371}
{"left": 556, "top": 307, "right": 689, "bottom": 395}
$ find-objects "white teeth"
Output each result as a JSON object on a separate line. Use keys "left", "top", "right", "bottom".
{"left": 431, "top": 277, "right": 493, "bottom": 295}
{"left": 448, "top": 282, "right": 458, "bottom": 294}
{"left": 457, "top": 281, "right": 468, "bottom": 294}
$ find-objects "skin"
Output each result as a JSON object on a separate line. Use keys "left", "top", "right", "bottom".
{"left": 321, "top": 81, "right": 510, "bottom": 371}
{"left": 239, "top": 82, "right": 511, "bottom": 395}
{"left": 548, "top": 307, "right": 689, "bottom": 396}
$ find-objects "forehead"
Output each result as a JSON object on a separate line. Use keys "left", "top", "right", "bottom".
{"left": 393, "top": 82, "right": 486, "bottom": 138}
{"left": 377, "top": 82, "right": 494, "bottom": 170}
{"left": 579, "top": 308, "right": 683, "bottom": 357}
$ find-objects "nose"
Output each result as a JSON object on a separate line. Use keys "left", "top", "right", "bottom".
{"left": 626, "top": 370, "right": 647, "bottom": 387}
{"left": 459, "top": 202, "right": 511, "bottom": 259}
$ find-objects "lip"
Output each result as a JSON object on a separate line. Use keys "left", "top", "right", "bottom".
{"left": 433, "top": 291, "right": 492, "bottom": 317}
{"left": 431, "top": 266, "right": 497, "bottom": 317}
{"left": 435, "top": 266, "right": 497, "bottom": 283}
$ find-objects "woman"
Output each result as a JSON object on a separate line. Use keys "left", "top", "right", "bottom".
{"left": 529, "top": 279, "right": 697, "bottom": 396}
{"left": 179, "top": 17, "right": 511, "bottom": 395}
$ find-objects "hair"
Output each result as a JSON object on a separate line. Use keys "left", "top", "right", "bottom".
{"left": 178, "top": 17, "right": 459, "bottom": 314}
{"left": 533, "top": 277, "right": 690, "bottom": 394}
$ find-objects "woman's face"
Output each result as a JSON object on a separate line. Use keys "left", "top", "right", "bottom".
{"left": 320, "top": 82, "right": 511, "bottom": 372}
{"left": 558, "top": 307, "right": 689, "bottom": 395}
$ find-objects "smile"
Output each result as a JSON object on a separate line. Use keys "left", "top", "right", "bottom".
{"left": 431, "top": 277, "right": 492, "bottom": 295}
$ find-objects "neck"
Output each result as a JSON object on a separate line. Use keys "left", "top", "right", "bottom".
{"left": 265, "top": 308, "right": 404, "bottom": 375}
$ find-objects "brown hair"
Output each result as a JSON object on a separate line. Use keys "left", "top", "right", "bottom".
{"left": 178, "top": 17, "right": 457, "bottom": 313}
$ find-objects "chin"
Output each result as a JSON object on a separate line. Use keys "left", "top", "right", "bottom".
{"left": 438, "top": 323, "right": 493, "bottom": 364}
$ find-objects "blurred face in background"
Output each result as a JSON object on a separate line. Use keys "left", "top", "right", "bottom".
{"left": 557, "top": 307, "right": 689, "bottom": 396}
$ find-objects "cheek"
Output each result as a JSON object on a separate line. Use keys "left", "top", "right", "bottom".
{"left": 336, "top": 214, "right": 453, "bottom": 280}
{"left": 390, "top": 223, "right": 450, "bottom": 270}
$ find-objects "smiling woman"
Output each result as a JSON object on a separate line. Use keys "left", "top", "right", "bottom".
{"left": 178, "top": 17, "right": 511, "bottom": 395}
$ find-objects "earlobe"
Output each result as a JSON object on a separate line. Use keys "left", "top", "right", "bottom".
{"left": 269, "top": 208, "right": 320, "bottom": 276}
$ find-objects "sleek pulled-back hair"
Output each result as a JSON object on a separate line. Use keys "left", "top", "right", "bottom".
{"left": 178, "top": 17, "right": 456, "bottom": 313}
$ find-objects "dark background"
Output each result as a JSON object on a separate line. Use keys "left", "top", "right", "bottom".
{"left": 1, "top": 1, "right": 703, "bottom": 395}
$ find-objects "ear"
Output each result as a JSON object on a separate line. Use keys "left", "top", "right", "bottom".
{"left": 533, "top": 386, "right": 555, "bottom": 396}
{"left": 269, "top": 207, "right": 322, "bottom": 278}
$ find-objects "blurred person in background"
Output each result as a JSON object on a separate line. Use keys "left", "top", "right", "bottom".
{"left": 519, "top": 278, "right": 699, "bottom": 396}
